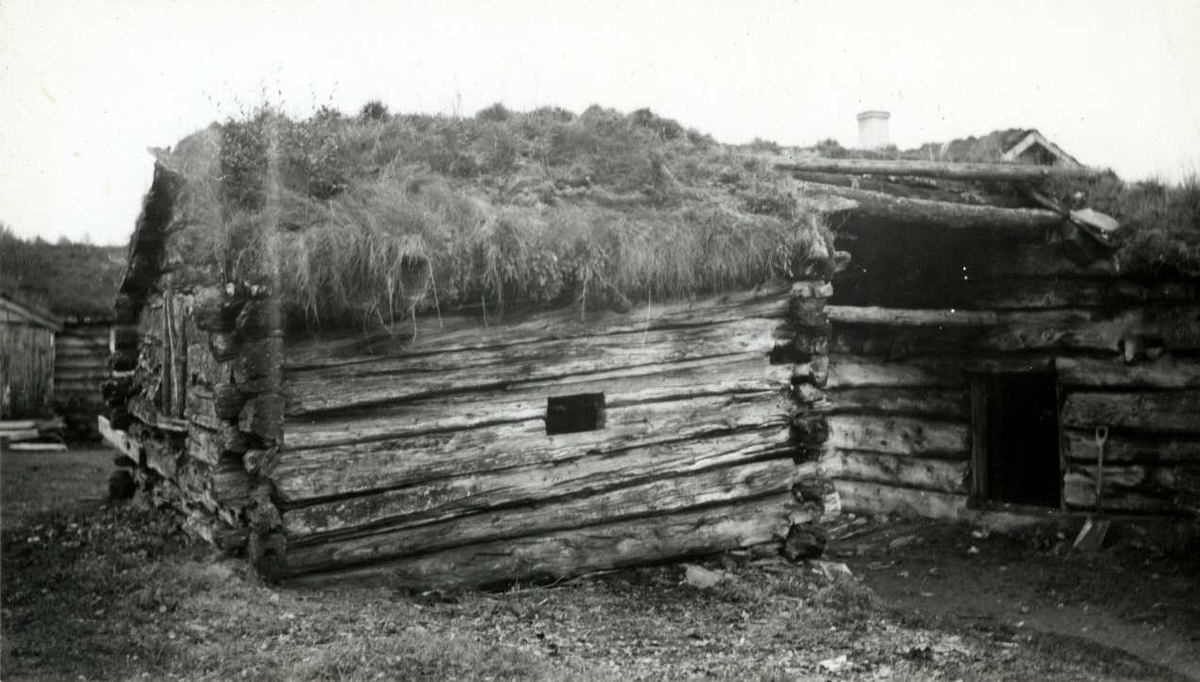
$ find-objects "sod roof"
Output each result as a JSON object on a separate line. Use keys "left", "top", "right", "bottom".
{"left": 153, "top": 105, "right": 831, "bottom": 329}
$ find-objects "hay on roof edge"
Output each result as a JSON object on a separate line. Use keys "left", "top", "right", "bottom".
{"left": 146, "top": 107, "right": 832, "bottom": 329}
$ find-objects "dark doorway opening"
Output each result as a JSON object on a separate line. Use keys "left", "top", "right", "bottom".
{"left": 971, "top": 373, "right": 1061, "bottom": 507}
{"left": 546, "top": 393, "right": 606, "bottom": 435}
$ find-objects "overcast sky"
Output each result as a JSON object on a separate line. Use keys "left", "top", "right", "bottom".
{"left": 1, "top": 0, "right": 1198, "bottom": 245}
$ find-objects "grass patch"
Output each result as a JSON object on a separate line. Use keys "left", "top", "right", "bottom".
{"left": 1046, "top": 172, "right": 1200, "bottom": 278}
{"left": 157, "top": 104, "right": 829, "bottom": 330}
{"left": 2, "top": 497, "right": 1177, "bottom": 681}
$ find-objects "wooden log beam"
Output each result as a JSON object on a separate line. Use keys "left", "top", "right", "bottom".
{"left": 283, "top": 459, "right": 793, "bottom": 573}
{"left": 285, "top": 323, "right": 788, "bottom": 417}
{"left": 1061, "top": 391, "right": 1200, "bottom": 435}
{"left": 793, "top": 182, "right": 1063, "bottom": 232}
{"left": 285, "top": 284, "right": 792, "bottom": 368}
{"left": 827, "top": 305, "right": 997, "bottom": 327}
{"left": 821, "top": 449, "right": 969, "bottom": 494}
{"left": 279, "top": 425, "right": 792, "bottom": 536}
{"left": 831, "top": 479, "right": 969, "bottom": 520}
{"left": 1063, "top": 428, "right": 1200, "bottom": 464}
{"left": 826, "top": 354, "right": 964, "bottom": 389}
{"left": 819, "top": 387, "right": 969, "bottom": 420}
{"left": 775, "top": 156, "right": 1101, "bottom": 181}
{"left": 788, "top": 171, "right": 1033, "bottom": 207}
{"left": 286, "top": 368, "right": 791, "bottom": 451}
{"left": 285, "top": 492, "right": 792, "bottom": 587}
{"left": 825, "top": 414, "right": 970, "bottom": 457}
{"left": 1056, "top": 357, "right": 1200, "bottom": 389}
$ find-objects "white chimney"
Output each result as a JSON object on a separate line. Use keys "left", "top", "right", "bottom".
{"left": 857, "top": 110, "right": 890, "bottom": 150}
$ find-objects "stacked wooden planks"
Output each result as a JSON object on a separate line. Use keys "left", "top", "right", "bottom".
{"left": 275, "top": 282, "right": 831, "bottom": 586}
{"left": 54, "top": 320, "right": 112, "bottom": 437}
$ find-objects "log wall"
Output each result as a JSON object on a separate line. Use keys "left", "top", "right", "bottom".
{"left": 0, "top": 315, "right": 56, "bottom": 418}
{"left": 276, "top": 282, "right": 832, "bottom": 586}
{"left": 823, "top": 226, "right": 1200, "bottom": 520}
{"left": 54, "top": 320, "right": 111, "bottom": 437}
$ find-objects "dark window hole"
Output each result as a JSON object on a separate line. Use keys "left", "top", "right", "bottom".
{"left": 546, "top": 393, "right": 606, "bottom": 435}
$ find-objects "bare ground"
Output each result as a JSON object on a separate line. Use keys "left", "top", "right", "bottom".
{"left": 1, "top": 446, "right": 1194, "bottom": 680}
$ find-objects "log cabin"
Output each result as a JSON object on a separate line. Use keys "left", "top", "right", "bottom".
{"left": 102, "top": 114, "right": 842, "bottom": 586}
{"left": 1, "top": 288, "right": 61, "bottom": 419}
{"left": 775, "top": 157, "right": 1200, "bottom": 522}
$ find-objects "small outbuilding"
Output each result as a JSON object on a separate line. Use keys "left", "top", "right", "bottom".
{"left": 0, "top": 289, "right": 62, "bottom": 418}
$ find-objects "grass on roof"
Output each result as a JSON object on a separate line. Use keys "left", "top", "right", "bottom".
{"left": 159, "top": 104, "right": 829, "bottom": 329}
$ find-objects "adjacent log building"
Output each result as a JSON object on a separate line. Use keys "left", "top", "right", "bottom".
{"left": 776, "top": 156, "right": 1200, "bottom": 520}
{"left": 1, "top": 289, "right": 62, "bottom": 419}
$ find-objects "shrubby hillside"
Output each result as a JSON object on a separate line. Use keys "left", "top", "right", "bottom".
{"left": 0, "top": 227, "right": 126, "bottom": 319}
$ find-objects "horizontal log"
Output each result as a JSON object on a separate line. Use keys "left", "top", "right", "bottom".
{"left": 284, "top": 459, "right": 793, "bottom": 573}
{"left": 821, "top": 449, "right": 969, "bottom": 494}
{"left": 286, "top": 361, "right": 792, "bottom": 450}
{"left": 826, "top": 354, "right": 964, "bottom": 389}
{"left": 968, "top": 279, "right": 1196, "bottom": 310}
{"left": 280, "top": 425, "right": 793, "bottom": 538}
{"left": 1056, "top": 357, "right": 1200, "bottom": 389}
{"left": 285, "top": 492, "right": 792, "bottom": 587}
{"left": 286, "top": 323, "right": 788, "bottom": 417}
{"left": 827, "top": 305, "right": 997, "bottom": 327}
{"left": 981, "top": 309, "right": 1142, "bottom": 353}
{"left": 831, "top": 479, "right": 969, "bottom": 520}
{"left": 819, "top": 387, "right": 969, "bottom": 419}
{"left": 285, "top": 283, "right": 792, "bottom": 368}
{"left": 1063, "top": 428, "right": 1200, "bottom": 465}
{"left": 1061, "top": 391, "right": 1200, "bottom": 435}
{"left": 793, "top": 182, "right": 1063, "bottom": 232}
{"left": 98, "top": 415, "right": 141, "bottom": 464}
{"left": 775, "top": 156, "right": 1101, "bottom": 181}
{"left": 1063, "top": 470, "right": 1185, "bottom": 513}
{"left": 280, "top": 396, "right": 791, "bottom": 501}
{"left": 787, "top": 171, "right": 1032, "bottom": 207}
{"left": 826, "top": 415, "right": 969, "bottom": 457}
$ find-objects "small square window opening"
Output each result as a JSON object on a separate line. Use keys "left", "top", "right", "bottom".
{"left": 546, "top": 393, "right": 606, "bottom": 435}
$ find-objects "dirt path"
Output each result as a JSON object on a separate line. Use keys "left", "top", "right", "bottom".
{"left": 832, "top": 516, "right": 1200, "bottom": 681}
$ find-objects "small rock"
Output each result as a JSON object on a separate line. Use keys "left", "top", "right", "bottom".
{"left": 967, "top": 546, "right": 980, "bottom": 555}
{"left": 813, "top": 560, "right": 854, "bottom": 581}
{"left": 818, "top": 654, "right": 851, "bottom": 673}
{"left": 683, "top": 564, "right": 726, "bottom": 589}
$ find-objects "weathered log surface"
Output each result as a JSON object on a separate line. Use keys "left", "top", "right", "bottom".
{"left": 968, "top": 279, "right": 1196, "bottom": 310}
{"left": 775, "top": 156, "right": 1102, "bottom": 181}
{"left": 819, "top": 387, "right": 969, "bottom": 419}
{"left": 970, "top": 244, "right": 1117, "bottom": 279}
{"left": 825, "top": 415, "right": 970, "bottom": 457}
{"left": 793, "top": 182, "right": 1063, "bottom": 232}
{"left": 285, "top": 318, "right": 790, "bottom": 416}
{"left": 1056, "top": 357, "right": 1200, "bottom": 389}
{"left": 1063, "top": 467, "right": 1192, "bottom": 513}
{"left": 285, "top": 284, "right": 793, "bottom": 367}
{"left": 821, "top": 449, "right": 968, "bottom": 494}
{"left": 286, "top": 492, "right": 792, "bottom": 588}
{"left": 1061, "top": 391, "right": 1200, "bottom": 435}
{"left": 285, "top": 366, "right": 792, "bottom": 451}
{"left": 832, "top": 480, "right": 969, "bottom": 520}
{"left": 284, "top": 459, "right": 793, "bottom": 572}
{"left": 827, "top": 306, "right": 997, "bottom": 327}
{"left": 826, "top": 354, "right": 964, "bottom": 389}
{"left": 1062, "top": 428, "right": 1200, "bottom": 465}
{"left": 280, "top": 424, "right": 792, "bottom": 536}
